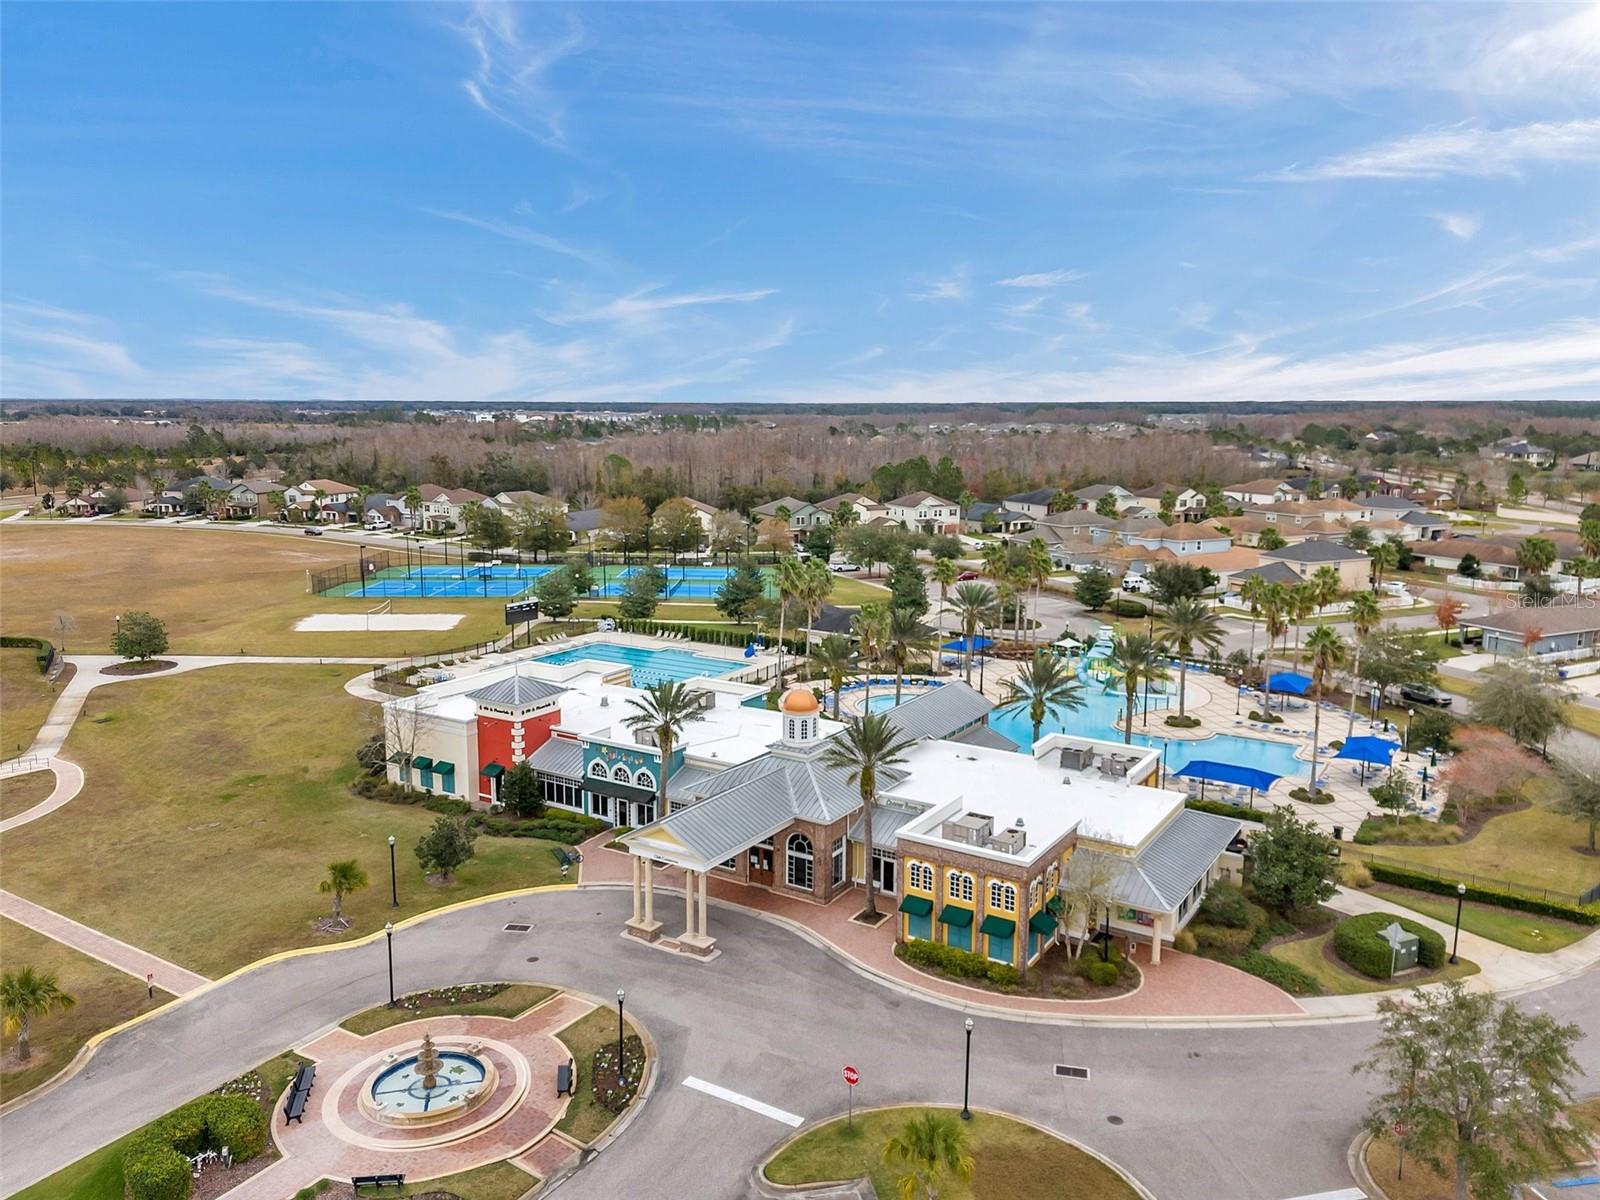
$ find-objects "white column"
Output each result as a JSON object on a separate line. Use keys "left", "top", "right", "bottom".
{"left": 698, "top": 870, "right": 709, "bottom": 938}
{"left": 1150, "top": 915, "right": 1164, "bottom": 964}
{"left": 644, "top": 861, "right": 655, "bottom": 923}
{"left": 685, "top": 869, "right": 696, "bottom": 937}
{"left": 630, "top": 855, "right": 642, "bottom": 923}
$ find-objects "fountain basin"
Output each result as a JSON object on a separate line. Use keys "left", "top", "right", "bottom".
{"left": 358, "top": 1048, "right": 498, "bottom": 1127}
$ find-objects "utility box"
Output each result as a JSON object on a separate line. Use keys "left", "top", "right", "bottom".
{"left": 1378, "top": 922, "right": 1419, "bottom": 976}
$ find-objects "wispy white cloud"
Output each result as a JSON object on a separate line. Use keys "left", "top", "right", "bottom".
{"left": 1469, "top": 2, "right": 1600, "bottom": 99}
{"left": 909, "top": 266, "right": 969, "bottom": 302}
{"left": 1430, "top": 212, "right": 1482, "bottom": 240}
{"left": 1175, "top": 301, "right": 1214, "bottom": 328}
{"left": 451, "top": 1, "right": 585, "bottom": 147}
{"left": 424, "top": 208, "right": 606, "bottom": 266}
{"left": 993, "top": 269, "right": 1085, "bottom": 288}
{"left": 1265, "top": 119, "right": 1600, "bottom": 181}
{"left": 550, "top": 285, "right": 776, "bottom": 325}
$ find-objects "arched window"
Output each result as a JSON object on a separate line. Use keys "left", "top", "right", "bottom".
{"left": 634, "top": 768, "right": 656, "bottom": 791}
{"left": 989, "top": 881, "right": 1017, "bottom": 913}
{"left": 612, "top": 763, "right": 631, "bottom": 782}
{"left": 908, "top": 862, "right": 933, "bottom": 893}
{"left": 786, "top": 833, "right": 814, "bottom": 890}
{"left": 947, "top": 870, "right": 974, "bottom": 903}
{"left": 588, "top": 760, "right": 608, "bottom": 779}
{"left": 1028, "top": 878, "right": 1042, "bottom": 912}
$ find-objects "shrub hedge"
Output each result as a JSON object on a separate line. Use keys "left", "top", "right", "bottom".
{"left": 896, "top": 939, "right": 1020, "bottom": 987}
{"left": 123, "top": 1095, "right": 267, "bottom": 1200}
{"left": 1185, "top": 797, "right": 1263, "bottom": 824}
{"left": 1108, "top": 598, "right": 1148, "bottom": 617}
{"left": 0, "top": 635, "right": 54, "bottom": 674}
{"left": 1195, "top": 882, "right": 1253, "bottom": 929}
{"left": 1084, "top": 959, "right": 1120, "bottom": 986}
{"left": 1235, "top": 950, "right": 1322, "bottom": 996}
{"left": 1362, "top": 862, "right": 1600, "bottom": 925}
{"left": 1191, "top": 924, "right": 1253, "bottom": 957}
{"left": 1331, "top": 912, "right": 1446, "bottom": 979}
{"left": 614, "top": 617, "right": 806, "bottom": 657}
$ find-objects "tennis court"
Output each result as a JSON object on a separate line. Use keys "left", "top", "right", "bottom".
{"left": 590, "top": 564, "right": 773, "bottom": 600}
{"left": 326, "top": 563, "right": 558, "bottom": 599}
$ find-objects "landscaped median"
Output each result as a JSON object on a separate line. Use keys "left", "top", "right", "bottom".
{"left": 760, "top": 1106, "right": 1149, "bottom": 1199}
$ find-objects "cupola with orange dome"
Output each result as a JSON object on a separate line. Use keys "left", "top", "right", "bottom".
{"left": 779, "top": 685, "right": 822, "bottom": 745}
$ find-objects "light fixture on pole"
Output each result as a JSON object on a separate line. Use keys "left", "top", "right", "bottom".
{"left": 384, "top": 921, "right": 396, "bottom": 1007}
{"left": 1449, "top": 882, "right": 1466, "bottom": 964}
{"left": 616, "top": 988, "right": 626, "bottom": 1078}
{"left": 961, "top": 1018, "right": 974, "bottom": 1121}
{"left": 388, "top": 834, "right": 398, "bottom": 908}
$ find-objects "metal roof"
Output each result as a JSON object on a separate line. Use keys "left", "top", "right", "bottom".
{"left": 848, "top": 803, "right": 928, "bottom": 850}
{"left": 882, "top": 682, "right": 992, "bottom": 742}
{"left": 467, "top": 675, "right": 568, "bottom": 708}
{"left": 951, "top": 722, "right": 1019, "bottom": 752}
{"left": 525, "top": 737, "right": 583, "bottom": 777}
{"left": 1106, "top": 808, "right": 1242, "bottom": 913}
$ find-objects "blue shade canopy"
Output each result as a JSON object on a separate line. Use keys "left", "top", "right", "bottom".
{"left": 942, "top": 636, "right": 994, "bottom": 651}
{"left": 1266, "top": 672, "right": 1313, "bottom": 695}
{"left": 1172, "top": 759, "right": 1281, "bottom": 792}
{"left": 1334, "top": 736, "right": 1400, "bottom": 766}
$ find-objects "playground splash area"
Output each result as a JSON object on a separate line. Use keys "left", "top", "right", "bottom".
{"left": 318, "top": 561, "right": 772, "bottom": 601}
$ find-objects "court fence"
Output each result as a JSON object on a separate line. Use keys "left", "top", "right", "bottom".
{"left": 1342, "top": 845, "right": 1600, "bottom": 910}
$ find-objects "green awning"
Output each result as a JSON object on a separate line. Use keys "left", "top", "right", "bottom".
{"left": 411, "top": 756, "right": 434, "bottom": 771}
{"left": 432, "top": 761, "right": 455, "bottom": 774}
{"left": 897, "top": 895, "right": 933, "bottom": 917}
{"left": 481, "top": 763, "right": 505, "bottom": 778}
{"left": 1028, "top": 911, "right": 1058, "bottom": 936}
{"left": 938, "top": 905, "right": 973, "bottom": 928}
{"left": 980, "top": 915, "right": 1016, "bottom": 939}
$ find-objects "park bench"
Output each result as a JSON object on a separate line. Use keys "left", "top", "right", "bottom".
{"left": 556, "top": 1056, "right": 576, "bottom": 1097}
{"left": 291, "top": 1062, "right": 315, "bottom": 1094}
{"left": 282, "top": 1062, "right": 315, "bottom": 1124}
{"left": 351, "top": 1174, "right": 406, "bottom": 1191}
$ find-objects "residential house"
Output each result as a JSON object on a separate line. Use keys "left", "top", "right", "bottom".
{"left": 360, "top": 493, "right": 411, "bottom": 529}
{"left": 284, "top": 478, "right": 360, "bottom": 507}
{"left": 680, "top": 497, "right": 721, "bottom": 537}
{"left": 1567, "top": 451, "right": 1599, "bottom": 473}
{"left": 887, "top": 492, "right": 961, "bottom": 534}
{"left": 1130, "top": 484, "right": 1208, "bottom": 521}
{"left": 224, "top": 479, "right": 281, "bottom": 519}
{"left": 485, "top": 490, "right": 567, "bottom": 515}
{"left": 1223, "top": 478, "right": 1306, "bottom": 506}
{"left": 1407, "top": 539, "right": 1523, "bottom": 580}
{"left": 964, "top": 502, "right": 1036, "bottom": 535}
{"left": 752, "top": 496, "right": 826, "bottom": 530}
{"left": 418, "top": 484, "right": 489, "bottom": 532}
{"left": 1119, "top": 523, "right": 1232, "bottom": 559}
{"left": 1001, "top": 488, "right": 1058, "bottom": 521}
{"left": 1259, "top": 540, "right": 1371, "bottom": 591}
{"left": 1473, "top": 600, "right": 1600, "bottom": 659}
{"left": 1071, "top": 484, "right": 1139, "bottom": 513}
{"left": 816, "top": 493, "right": 889, "bottom": 524}
{"left": 565, "top": 508, "right": 604, "bottom": 546}
{"left": 1489, "top": 438, "right": 1555, "bottom": 469}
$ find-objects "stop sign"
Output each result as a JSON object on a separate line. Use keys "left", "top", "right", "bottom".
{"left": 843, "top": 1065, "right": 859, "bottom": 1086}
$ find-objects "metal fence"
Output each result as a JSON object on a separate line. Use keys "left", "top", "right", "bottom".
{"left": 1343, "top": 845, "right": 1600, "bottom": 908}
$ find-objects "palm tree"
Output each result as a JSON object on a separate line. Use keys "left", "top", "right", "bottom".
{"left": 623, "top": 680, "right": 707, "bottom": 821}
{"left": 1517, "top": 535, "right": 1559, "bottom": 580}
{"left": 884, "top": 608, "right": 928, "bottom": 704}
{"left": 947, "top": 582, "right": 998, "bottom": 685}
{"left": 1571, "top": 554, "right": 1597, "bottom": 599}
{"left": 1238, "top": 573, "right": 1267, "bottom": 684}
{"left": 1007, "top": 563, "right": 1031, "bottom": 644}
{"left": 995, "top": 577, "right": 1017, "bottom": 650}
{"left": 772, "top": 556, "right": 806, "bottom": 686}
{"left": 1344, "top": 589, "right": 1384, "bottom": 737}
{"left": 1001, "top": 649, "right": 1086, "bottom": 747}
{"left": 929, "top": 556, "right": 958, "bottom": 640}
{"left": 1108, "top": 631, "right": 1169, "bottom": 743}
{"left": 796, "top": 558, "right": 835, "bottom": 655}
{"left": 318, "top": 859, "right": 369, "bottom": 921}
{"left": 1304, "top": 625, "right": 1347, "bottom": 797}
{"left": 1289, "top": 582, "right": 1315, "bottom": 666}
{"left": 821, "top": 712, "right": 918, "bottom": 920}
{"left": 881, "top": 1110, "right": 975, "bottom": 1200}
{"left": 1024, "top": 537, "right": 1052, "bottom": 645}
{"left": 1157, "top": 596, "right": 1225, "bottom": 718}
{"left": 1, "top": 966, "right": 76, "bottom": 1062}
{"left": 981, "top": 540, "right": 1009, "bottom": 586}
{"left": 851, "top": 603, "right": 889, "bottom": 705}
{"left": 1369, "top": 539, "right": 1399, "bottom": 590}
{"left": 810, "top": 634, "right": 856, "bottom": 719}
{"left": 1310, "top": 564, "right": 1342, "bottom": 620}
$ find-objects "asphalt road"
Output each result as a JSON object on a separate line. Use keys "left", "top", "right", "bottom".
{"left": 4, "top": 888, "right": 1598, "bottom": 1200}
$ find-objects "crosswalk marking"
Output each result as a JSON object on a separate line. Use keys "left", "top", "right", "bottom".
{"left": 681, "top": 1076, "right": 804, "bottom": 1127}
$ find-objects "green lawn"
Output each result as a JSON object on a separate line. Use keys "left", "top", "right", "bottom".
{"left": 555, "top": 1006, "right": 645, "bottom": 1145}
{"left": 0, "top": 769, "right": 55, "bottom": 821}
{"left": 0, "top": 524, "right": 512, "bottom": 657}
{"left": 1350, "top": 803, "right": 1600, "bottom": 898}
{"left": 0, "top": 666, "right": 568, "bottom": 976}
{"left": 0, "top": 646, "right": 58, "bottom": 755}
{"left": 352, "top": 1162, "right": 536, "bottom": 1199}
{"left": 342, "top": 983, "right": 556, "bottom": 1035}
{"left": 1268, "top": 929, "right": 1479, "bottom": 995}
{"left": 1437, "top": 675, "right": 1600, "bottom": 741}
{"left": 1368, "top": 884, "right": 1592, "bottom": 952}
{"left": 0, "top": 918, "right": 172, "bottom": 1103}
{"left": 764, "top": 1107, "right": 1139, "bottom": 1200}
{"left": 11, "top": 1132, "right": 133, "bottom": 1200}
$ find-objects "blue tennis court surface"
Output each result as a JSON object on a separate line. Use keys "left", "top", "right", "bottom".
{"left": 590, "top": 565, "right": 773, "bottom": 600}
{"left": 330, "top": 564, "right": 557, "bottom": 598}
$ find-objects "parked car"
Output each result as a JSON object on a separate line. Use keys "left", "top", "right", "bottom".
{"left": 1399, "top": 682, "right": 1451, "bottom": 708}
{"left": 1121, "top": 574, "right": 1154, "bottom": 595}
{"left": 957, "top": 570, "right": 980, "bottom": 581}
{"left": 364, "top": 519, "right": 392, "bottom": 531}
{"left": 829, "top": 560, "right": 862, "bottom": 573}
{"left": 303, "top": 526, "right": 324, "bottom": 537}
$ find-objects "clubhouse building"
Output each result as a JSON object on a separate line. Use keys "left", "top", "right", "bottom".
{"left": 381, "top": 638, "right": 1242, "bottom": 966}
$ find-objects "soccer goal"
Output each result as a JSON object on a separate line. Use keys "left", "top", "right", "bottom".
{"left": 364, "top": 598, "right": 393, "bottom": 630}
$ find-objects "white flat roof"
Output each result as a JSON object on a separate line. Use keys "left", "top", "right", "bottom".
{"left": 891, "top": 738, "right": 1181, "bottom": 865}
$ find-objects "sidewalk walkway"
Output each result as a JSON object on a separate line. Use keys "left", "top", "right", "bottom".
{"left": 0, "top": 889, "right": 210, "bottom": 995}
{"left": 580, "top": 837, "right": 1303, "bottom": 1022}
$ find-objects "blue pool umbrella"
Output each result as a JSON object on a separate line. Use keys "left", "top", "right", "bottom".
{"left": 1335, "top": 734, "right": 1401, "bottom": 783}
{"left": 942, "top": 636, "right": 994, "bottom": 652}
{"left": 1266, "top": 672, "right": 1313, "bottom": 695}
{"left": 1173, "top": 759, "right": 1281, "bottom": 806}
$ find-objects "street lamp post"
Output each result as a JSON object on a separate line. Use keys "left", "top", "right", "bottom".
{"left": 1449, "top": 883, "right": 1466, "bottom": 964}
{"left": 616, "top": 989, "right": 626, "bottom": 1077}
{"left": 1405, "top": 708, "right": 1415, "bottom": 760}
{"left": 388, "top": 835, "right": 398, "bottom": 908}
{"left": 385, "top": 921, "right": 396, "bottom": 1007}
{"left": 961, "top": 1018, "right": 973, "bottom": 1121}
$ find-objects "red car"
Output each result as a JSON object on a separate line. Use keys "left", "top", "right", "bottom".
{"left": 957, "top": 570, "right": 980, "bottom": 581}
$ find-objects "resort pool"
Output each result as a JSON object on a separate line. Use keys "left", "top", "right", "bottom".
{"left": 532, "top": 640, "right": 743, "bottom": 683}
{"left": 984, "top": 679, "right": 1306, "bottom": 780}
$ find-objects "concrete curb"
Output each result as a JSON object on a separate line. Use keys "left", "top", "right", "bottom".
{"left": 751, "top": 1104, "right": 1157, "bottom": 1200}
{"left": 1347, "top": 1130, "right": 1388, "bottom": 1200}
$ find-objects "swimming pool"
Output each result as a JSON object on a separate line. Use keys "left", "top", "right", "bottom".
{"left": 984, "top": 679, "right": 1306, "bottom": 780}
{"left": 532, "top": 640, "right": 743, "bottom": 683}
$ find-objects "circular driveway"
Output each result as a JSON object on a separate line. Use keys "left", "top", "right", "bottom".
{"left": 3, "top": 888, "right": 1596, "bottom": 1200}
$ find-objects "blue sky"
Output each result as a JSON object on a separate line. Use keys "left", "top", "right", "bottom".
{"left": 2, "top": 2, "right": 1597, "bottom": 406}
